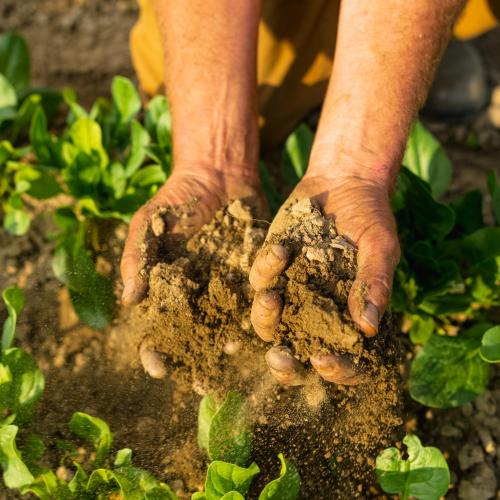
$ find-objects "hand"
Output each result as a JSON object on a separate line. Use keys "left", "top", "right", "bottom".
{"left": 249, "top": 169, "right": 400, "bottom": 386}
{"left": 120, "top": 163, "right": 262, "bottom": 378}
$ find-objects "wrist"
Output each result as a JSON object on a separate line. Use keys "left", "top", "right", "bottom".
{"left": 172, "top": 108, "right": 259, "bottom": 179}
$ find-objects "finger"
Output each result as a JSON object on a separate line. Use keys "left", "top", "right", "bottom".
{"left": 139, "top": 343, "right": 167, "bottom": 379}
{"left": 249, "top": 244, "right": 288, "bottom": 291}
{"left": 120, "top": 210, "right": 150, "bottom": 305}
{"left": 265, "top": 346, "right": 306, "bottom": 386}
{"left": 310, "top": 352, "right": 364, "bottom": 385}
{"left": 348, "top": 229, "right": 400, "bottom": 336}
{"left": 251, "top": 290, "right": 283, "bottom": 342}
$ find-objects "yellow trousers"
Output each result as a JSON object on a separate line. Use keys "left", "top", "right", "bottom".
{"left": 130, "top": 0, "right": 499, "bottom": 145}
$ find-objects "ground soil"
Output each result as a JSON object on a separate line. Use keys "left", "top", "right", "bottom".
{"left": 1, "top": 1, "right": 500, "bottom": 499}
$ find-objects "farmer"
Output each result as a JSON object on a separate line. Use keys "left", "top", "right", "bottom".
{"left": 120, "top": 0, "right": 499, "bottom": 385}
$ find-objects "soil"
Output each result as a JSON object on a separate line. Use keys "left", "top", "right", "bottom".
{"left": 1, "top": 1, "right": 500, "bottom": 498}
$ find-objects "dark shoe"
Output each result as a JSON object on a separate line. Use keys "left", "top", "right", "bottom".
{"left": 423, "top": 40, "right": 490, "bottom": 121}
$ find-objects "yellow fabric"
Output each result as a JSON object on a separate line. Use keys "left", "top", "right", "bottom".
{"left": 454, "top": 0, "right": 500, "bottom": 39}
{"left": 130, "top": 0, "right": 500, "bottom": 144}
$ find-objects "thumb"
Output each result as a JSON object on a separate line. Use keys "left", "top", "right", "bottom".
{"left": 120, "top": 209, "right": 151, "bottom": 305}
{"left": 348, "top": 227, "right": 400, "bottom": 336}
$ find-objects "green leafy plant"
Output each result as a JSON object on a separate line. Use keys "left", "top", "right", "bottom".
{"left": 393, "top": 128, "right": 500, "bottom": 408}
{"left": 0, "top": 285, "right": 176, "bottom": 498}
{"left": 195, "top": 393, "right": 300, "bottom": 500}
{"left": 376, "top": 434, "right": 450, "bottom": 500}
{"left": 0, "top": 32, "right": 61, "bottom": 143}
{"left": 26, "top": 77, "right": 173, "bottom": 328}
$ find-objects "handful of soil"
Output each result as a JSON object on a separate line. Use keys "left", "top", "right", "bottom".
{"left": 133, "top": 199, "right": 269, "bottom": 392}
{"left": 265, "top": 197, "right": 395, "bottom": 376}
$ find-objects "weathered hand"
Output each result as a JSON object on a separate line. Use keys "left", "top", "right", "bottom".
{"left": 249, "top": 170, "right": 400, "bottom": 386}
{"left": 120, "top": 163, "right": 262, "bottom": 378}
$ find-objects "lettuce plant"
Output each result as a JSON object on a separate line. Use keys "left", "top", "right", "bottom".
{"left": 27, "top": 77, "right": 172, "bottom": 329}
{"left": 376, "top": 434, "right": 450, "bottom": 500}
{"left": 194, "top": 393, "right": 300, "bottom": 500}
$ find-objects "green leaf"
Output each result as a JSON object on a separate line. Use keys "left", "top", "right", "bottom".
{"left": 21, "top": 470, "right": 72, "bottom": 500}
{"left": 403, "top": 121, "right": 452, "bottom": 197}
{"left": 487, "top": 170, "right": 500, "bottom": 226}
{"left": 259, "top": 162, "right": 283, "bottom": 216}
{"left": 0, "top": 32, "right": 30, "bottom": 93}
{"left": 29, "top": 107, "right": 55, "bottom": 165}
{"left": 205, "top": 461, "right": 260, "bottom": 500}
{"left": 258, "top": 454, "right": 300, "bottom": 500}
{"left": 479, "top": 325, "right": 500, "bottom": 363}
{"left": 68, "top": 462, "right": 88, "bottom": 493}
{"left": 460, "top": 227, "right": 500, "bottom": 264}
{"left": 192, "top": 493, "right": 207, "bottom": 500}
{"left": 8, "top": 94, "right": 41, "bottom": 142}
{"left": 62, "top": 87, "right": 88, "bottom": 121}
{"left": 0, "top": 347, "right": 44, "bottom": 424}
{"left": 2, "top": 285, "right": 25, "bottom": 351}
{"left": 145, "top": 95, "right": 170, "bottom": 138}
{"left": 3, "top": 206, "right": 30, "bottom": 236}
{"left": 114, "top": 448, "right": 133, "bottom": 467}
{"left": 0, "top": 74, "right": 18, "bottom": 109}
{"left": 450, "top": 190, "right": 484, "bottom": 236}
{"left": 376, "top": 434, "right": 450, "bottom": 500}
{"left": 200, "top": 392, "right": 252, "bottom": 466}
{"left": 69, "top": 117, "right": 108, "bottom": 166}
{"left": 395, "top": 168, "right": 455, "bottom": 241}
{"left": 69, "top": 271, "right": 115, "bottom": 330}
{"left": 220, "top": 493, "right": 245, "bottom": 500}
{"left": 14, "top": 164, "right": 62, "bottom": 199}
{"left": 111, "top": 76, "right": 141, "bottom": 124}
{"left": 409, "top": 315, "right": 435, "bottom": 345}
{"left": 409, "top": 325, "right": 490, "bottom": 408}
{"left": 125, "top": 120, "right": 150, "bottom": 177}
{"left": 103, "top": 161, "right": 127, "bottom": 199}
{"left": 0, "top": 425, "right": 34, "bottom": 488}
{"left": 282, "top": 124, "right": 313, "bottom": 187}
{"left": 130, "top": 164, "right": 167, "bottom": 188}
{"left": 198, "top": 395, "right": 219, "bottom": 454}
{"left": 69, "top": 412, "right": 112, "bottom": 466}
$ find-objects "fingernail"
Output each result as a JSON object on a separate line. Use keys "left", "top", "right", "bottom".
{"left": 257, "top": 291, "right": 278, "bottom": 310}
{"left": 266, "top": 245, "right": 287, "bottom": 266}
{"left": 122, "top": 278, "right": 136, "bottom": 303}
{"left": 361, "top": 302, "right": 379, "bottom": 332}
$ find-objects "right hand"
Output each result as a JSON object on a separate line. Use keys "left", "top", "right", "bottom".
{"left": 120, "top": 163, "right": 263, "bottom": 378}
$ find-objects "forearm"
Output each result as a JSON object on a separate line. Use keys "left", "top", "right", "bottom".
{"left": 308, "top": 0, "right": 466, "bottom": 188}
{"left": 153, "top": 0, "right": 261, "bottom": 174}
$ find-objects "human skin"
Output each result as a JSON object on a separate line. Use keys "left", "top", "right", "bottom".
{"left": 120, "top": 0, "right": 466, "bottom": 384}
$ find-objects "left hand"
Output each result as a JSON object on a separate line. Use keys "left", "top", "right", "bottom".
{"left": 249, "top": 168, "right": 400, "bottom": 386}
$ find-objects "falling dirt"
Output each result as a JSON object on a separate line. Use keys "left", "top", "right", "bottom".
{"left": 133, "top": 198, "right": 402, "bottom": 498}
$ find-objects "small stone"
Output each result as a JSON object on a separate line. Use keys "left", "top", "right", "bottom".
{"left": 290, "top": 198, "right": 315, "bottom": 216}
{"left": 227, "top": 199, "right": 252, "bottom": 221}
{"left": 458, "top": 463, "right": 497, "bottom": 500}
{"left": 458, "top": 443, "right": 484, "bottom": 471}
{"left": 461, "top": 403, "right": 473, "bottom": 418}
{"left": 151, "top": 211, "right": 166, "bottom": 236}
{"left": 440, "top": 424, "right": 463, "bottom": 439}
{"left": 474, "top": 391, "right": 497, "bottom": 416}
{"left": 477, "top": 428, "right": 495, "bottom": 455}
{"left": 304, "top": 247, "right": 327, "bottom": 263}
